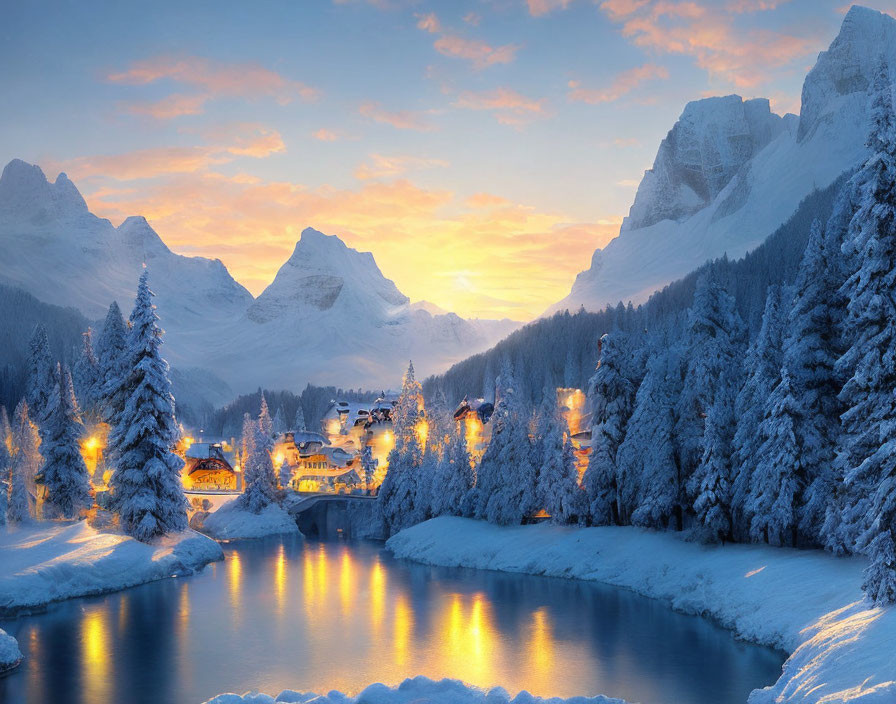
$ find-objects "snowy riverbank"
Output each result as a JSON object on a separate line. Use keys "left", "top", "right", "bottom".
{"left": 199, "top": 498, "right": 302, "bottom": 541}
{"left": 0, "top": 521, "right": 224, "bottom": 615}
{"left": 386, "top": 518, "right": 896, "bottom": 704}
{"left": 0, "top": 628, "right": 22, "bottom": 673}
{"left": 203, "top": 676, "right": 629, "bottom": 704}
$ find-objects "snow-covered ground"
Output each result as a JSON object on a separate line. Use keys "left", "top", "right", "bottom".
{"left": 200, "top": 498, "right": 301, "bottom": 541}
{"left": 386, "top": 517, "right": 896, "bottom": 704}
{"left": 202, "top": 676, "right": 629, "bottom": 704}
{"left": 0, "top": 521, "right": 223, "bottom": 614}
{"left": 0, "top": 628, "right": 22, "bottom": 673}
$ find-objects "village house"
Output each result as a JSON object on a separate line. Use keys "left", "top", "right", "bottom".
{"left": 182, "top": 442, "right": 239, "bottom": 491}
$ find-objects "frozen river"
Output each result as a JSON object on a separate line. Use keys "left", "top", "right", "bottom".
{"left": 0, "top": 535, "right": 784, "bottom": 704}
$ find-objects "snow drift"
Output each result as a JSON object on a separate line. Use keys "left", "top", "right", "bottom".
{"left": 200, "top": 498, "right": 302, "bottom": 541}
{"left": 387, "top": 517, "right": 896, "bottom": 704}
{"left": 549, "top": 5, "right": 896, "bottom": 315}
{"left": 202, "top": 676, "right": 630, "bottom": 704}
{"left": 0, "top": 521, "right": 224, "bottom": 614}
{"left": 0, "top": 628, "right": 22, "bottom": 673}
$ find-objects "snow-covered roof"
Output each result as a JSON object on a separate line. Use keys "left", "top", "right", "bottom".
{"left": 286, "top": 430, "right": 330, "bottom": 447}
{"left": 185, "top": 443, "right": 225, "bottom": 460}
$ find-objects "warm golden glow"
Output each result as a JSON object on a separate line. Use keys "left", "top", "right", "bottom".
{"left": 275, "top": 543, "right": 287, "bottom": 615}
{"left": 85, "top": 436, "right": 99, "bottom": 450}
{"left": 327, "top": 419, "right": 342, "bottom": 436}
{"left": 228, "top": 550, "right": 242, "bottom": 612}
{"left": 369, "top": 559, "right": 386, "bottom": 634}
{"left": 274, "top": 452, "right": 285, "bottom": 466}
{"left": 464, "top": 415, "right": 486, "bottom": 462}
{"left": 339, "top": 548, "right": 355, "bottom": 618}
{"left": 415, "top": 419, "right": 429, "bottom": 450}
{"left": 393, "top": 592, "right": 413, "bottom": 667}
{"left": 82, "top": 608, "right": 110, "bottom": 703}
{"left": 527, "top": 607, "right": 554, "bottom": 690}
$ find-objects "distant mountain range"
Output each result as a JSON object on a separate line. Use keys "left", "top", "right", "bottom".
{"left": 2, "top": 5, "right": 891, "bottom": 396}
{"left": 547, "top": 4, "right": 895, "bottom": 315}
{"left": 0, "top": 161, "right": 519, "bottom": 393}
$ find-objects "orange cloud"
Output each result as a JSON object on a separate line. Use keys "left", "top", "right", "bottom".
{"left": 75, "top": 162, "right": 617, "bottom": 319}
{"left": 466, "top": 192, "right": 512, "bottom": 208}
{"left": 108, "top": 55, "right": 318, "bottom": 118}
{"left": 122, "top": 93, "right": 208, "bottom": 119}
{"left": 53, "top": 125, "right": 285, "bottom": 181}
{"left": 312, "top": 128, "right": 340, "bottom": 141}
{"left": 359, "top": 101, "right": 437, "bottom": 131}
{"left": 527, "top": 0, "right": 575, "bottom": 16}
{"left": 727, "top": 0, "right": 790, "bottom": 11}
{"left": 454, "top": 87, "right": 547, "bottom": 125}
{"left": 416, "top": 12, "right": 519, "bottom": 69}
{"left": 598, "top": 0, "right": 816, "bottom": 88}
{"left": 433, "top": 35, "right": 519, "bottom": 68}
{"left": 568, "top": 63, "right": 669, "bottom": 103}
{"left": 416, "top": 12, "right": 441, "bottom": 33}
{"left": 354, "top": 154, "right": 450, "bottom": 180}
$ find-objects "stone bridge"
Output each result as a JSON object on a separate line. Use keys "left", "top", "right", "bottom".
{"left": 285, "top": 493, "right": 387, "bottom": 540}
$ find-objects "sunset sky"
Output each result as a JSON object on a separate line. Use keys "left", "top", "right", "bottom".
{"left": 2, "top": 0, "right": 893, "bottom": 320}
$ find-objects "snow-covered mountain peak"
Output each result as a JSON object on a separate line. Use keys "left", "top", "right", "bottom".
{"left": 622, "top": 95, "right": 787, "bottom": 232}
{"left": 118, "top": 215, "right": 173, "bottom": 260}
{"left": 798, "top": 5, "right": 896, "bottom": 142}
{"left": 248, "top": 227, "right": 409, "bottom": 322}
{"left": 0, "top": 159, "right": 88, "bottom": 219}
{"left": 548, "top": 6, "right": 895, "bottom": 317}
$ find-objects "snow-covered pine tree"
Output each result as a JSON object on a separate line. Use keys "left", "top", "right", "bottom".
{"left": 675, "top": 270, "right": 744, "bottom": 511}
{"left": 689, "top": 374, "right": 737, "bottom": 543}
{"left": 483, "top": 359, "right": 537, "bottom": 526}
{"left": 259, "top": 395, "right": 274, "bottom": 439}
{"left": 72, "top": 328, "right": 101, "bottom": 420}
{"left": 619, "top": 348, "right": 682, "bottom": 529}
{"left": 278, "top": 456, "right": 292, "bottom": 491}
{"left": 40, "top": 366, "right": 93, "bottom": 519}
{"left": 414, "top": 388, "right": 450, "bottom": 518}
{"left": 0, "top": 406, "right": 10, "bottom": 526}
{"left": 108, "top": 272, "right": 188, "bottom": 541}
{"left": 439, "top": 423, "right": 474, "bottom": 516}
{"left": 583, "top": 333, "right": 635, "bottom": 525}
{"left": 360, "top": 445, "right": 378, "bottom": 494}
{"left": 529, "top": 386, "right": 556, "bottom": 512}
{"left": 378, "top": 361, "right": 424, "bottom": 532}
{"left": 237, "top": 412, "right": 254, "bottom": 485}
{"left": 748, "top": 370, "right": 804, "bottom": 547}
{"left": 535, "top": 392, "right": 583, "bottom": 524}
{"left": 730, "top": 286, "right": 785, "bottom": 541}
{"left": 825, "top": 61, "right": 896, "bottom": 570}
{"left": 26, "top": 324, "right": 55, "bottom": 426}
{"left": 9, "top": 400, "right": 40, "bottom": 523}
{"left": 241, "top": 422, "right": 277, "bottom": 512}
{"left": 272, "top": 406, "right": 286, "bottom": 436}
{"left": 240, "top": 400, "right": 278, "bottom": 512}
{"left": 96, "top": 302, "right": 130, "bottom": 467}
{"left": 294, "top": 404, "right": 306, "bottom": 432}
{"left": 783, "top": 219, "right": 844, "bottom": 546}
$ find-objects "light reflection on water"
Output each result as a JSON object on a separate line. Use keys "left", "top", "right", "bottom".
{"left": 0, "top": 536, "right": 785, "bottom": 704}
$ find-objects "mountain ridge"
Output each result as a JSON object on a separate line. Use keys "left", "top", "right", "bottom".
{"left": 548, "top": 4, "right": 895, "bottom": 316}
{"left": 0, "top": 163, "right": 520, "bottom": 392}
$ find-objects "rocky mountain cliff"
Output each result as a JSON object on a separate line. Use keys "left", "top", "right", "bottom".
{"left": 549, "top": 4, "right": 895, "bottom": 316}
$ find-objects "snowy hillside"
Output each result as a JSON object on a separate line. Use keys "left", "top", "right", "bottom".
{"left": 548, "top": 5, "right": 896, "bottom": 315}
{"left": 0, "top": 168, "right": 519, "bottom": 393}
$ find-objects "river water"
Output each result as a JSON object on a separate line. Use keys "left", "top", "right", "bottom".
{"left": 0, "top": 535, "right": 784, "bottom": 704}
